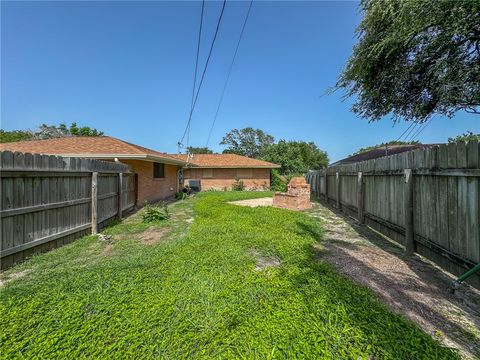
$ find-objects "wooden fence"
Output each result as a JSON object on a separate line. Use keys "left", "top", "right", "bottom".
{"left": 0, "top": 151, "right": 136, "bottom": 269}
{"left": 306, "top": 141, "right": 480, "bottom": 288}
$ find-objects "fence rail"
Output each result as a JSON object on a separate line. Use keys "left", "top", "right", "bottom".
{"left": 0, "top": 151, "right": 136, "bottom": 269}
{"left": 306, "top": 141, "right": 480, "bottom": 288}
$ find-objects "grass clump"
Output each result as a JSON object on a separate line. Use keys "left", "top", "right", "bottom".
{"left": 141, "top": 202, "right": 169, "bottom": 223}
{"left": 0, "top": 192, "right": 457, "bottom": 359}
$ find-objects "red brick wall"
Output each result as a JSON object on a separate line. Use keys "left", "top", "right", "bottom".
{"left": 183, "top": 168, "right": 270, "bottom": 191}
{"left": 120, "top": 160, "right": 180, "bottom": 204}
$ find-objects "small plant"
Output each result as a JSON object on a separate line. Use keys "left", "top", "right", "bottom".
{"left": 142, "top": 202, "right": 169, "bottom": 223}
{"left": 232, "top": 178, "right": 245, "bottom": 191}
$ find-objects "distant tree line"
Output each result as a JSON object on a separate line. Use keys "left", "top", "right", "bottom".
{"left": 0, "top": 123, "right": 103, "bottom": 143}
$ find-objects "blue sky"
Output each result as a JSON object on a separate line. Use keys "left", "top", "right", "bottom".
{"left": 2, "top": 1, "right": 478, "bottom": 162}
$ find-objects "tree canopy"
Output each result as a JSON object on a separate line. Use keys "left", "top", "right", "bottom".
{"left": 336, "top": 0, "right": 480, "bottom": 123}
{"left": 0, "top": 123, "right": 104, "bottom": 143}
{"left": 220, "top": 127, "right": 274, "bottom": 158}
{"left": 0, "top": 130, "right": 32, "bottom": 143}
{"left": 351, "top": 140, "right": 419, "bottom": 156}
{"left": 448, "top": 131, "right": 480, "bottom": 143}
{"left": 262, "top": 140, "right": 329, "bottom": 175}
{"left": 186, "top": 146, "right": 214, "bottom": 154}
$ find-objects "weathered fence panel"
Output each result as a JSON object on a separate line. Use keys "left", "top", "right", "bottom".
{"left": 0, "top": 151, "right": 136, "bottom": 269}
{"left": 306, "top": 141, "right": 480, "bottom": 288}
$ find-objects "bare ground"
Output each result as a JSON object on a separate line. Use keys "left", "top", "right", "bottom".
{"left": 228, "top": 197, "right": 274, "bottom": 208}
{"left": 306, "top": 202, "right": 480, "bottom": 359}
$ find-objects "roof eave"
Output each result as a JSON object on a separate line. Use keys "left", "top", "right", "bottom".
{"left": 42, "top": 153, "right": 186, "bottom": 165}
{"left": 184, "top": 165, "right": 281, "bottom": 169}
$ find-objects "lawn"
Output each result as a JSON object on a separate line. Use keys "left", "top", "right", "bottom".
{"left": 0, "top": 192, "right": 458, "bottom": 359}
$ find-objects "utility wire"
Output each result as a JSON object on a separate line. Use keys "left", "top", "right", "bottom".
{"left": 395, "top": 121, "right": 416, "bottom": 142}
{"left": 179, "top": 0, "right": 227, "bottom": 148}
{"left": 402, "top": 121, "right": 420, "bottom": 142}
{"left": 186, "top": 0, "right": 205, "bottom": 149}
{"left": 205, "top": 0, "right": 253, "bottom": 148}
{"left": 409, "top": 117, "right": 434, "bottom": 142}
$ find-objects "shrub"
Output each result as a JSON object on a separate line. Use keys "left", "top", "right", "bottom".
{"left": 142, "top": 202, "right": 169, "bottom": 223}
{"left": 232, "top": 179, "right": 245, "bottom": 191}
{"left": 270, "top": 169, "right": 287, "bottom": 192}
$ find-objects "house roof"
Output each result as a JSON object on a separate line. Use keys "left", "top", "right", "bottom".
{"left": 170, "top": 153, "right": 281, "bottom": 168}
{"left": 0, "top": 136, "right": 185, "bottom": 165}
{"left": 330, "top": 144, "right": 437, "bottom": 166}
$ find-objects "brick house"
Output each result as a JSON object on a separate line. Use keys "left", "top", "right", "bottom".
{"left": 0, "top": 136, "right": 185, "bottom": 205}
{"left": 172, "top": 154, "right": 280, "bottom": 191}
{"left": 0, "top": 137, "right": 280, "bottom": 203}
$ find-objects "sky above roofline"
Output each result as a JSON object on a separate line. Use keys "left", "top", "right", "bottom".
{"left": 2, "top": 1, "right": 478, "bottom": 162}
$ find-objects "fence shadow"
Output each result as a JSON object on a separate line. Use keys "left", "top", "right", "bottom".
{"left": 300, "top": 202, "right": 480, "bottom": 359}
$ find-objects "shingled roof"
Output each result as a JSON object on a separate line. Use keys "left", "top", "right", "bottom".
{"left": 171, "top": 153, "right": 280, "bottom": 168}
{"left": 330, "top": 144, "right": 436, "bottom": 166}
{"left": 0, "top": 136, "right": 185, "bottom": 165}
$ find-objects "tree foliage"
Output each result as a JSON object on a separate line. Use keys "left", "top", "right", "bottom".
{"left": 220, "top": 128, "right": 275, "bottom": 158}
{"left": 0, "top": 130, "right": 32, "bottom": 143}
{"left": 32, "top": 123, "right": 103, "bottom": 139}
{"left": 0, "top": 123, "right": 104, "bottom": 143}
{"left": 336, "top": 0, "right": 480, "bottom": 123}
{"left": 262, "top": 140, "right": 329, "bottom": 175}
{"left": 186, "top": 146, "right": 214, "bottom": 154}
{"left": 448, "top": 131, "right": 480, "bottom": 143}
{"left": 351, "top": 140, "right": 419, "bottom": 156}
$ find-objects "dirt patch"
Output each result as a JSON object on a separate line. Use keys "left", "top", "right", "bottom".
{"left": 229, "top": 197, "right": 273, "bottom": 208}
{"left": 0, "top": 270, "right": 31, "bottom": 288}
{"left": 250, "top": 249, "right": 281, "bottom": 271}
{"left": 308, "top": 202, "right": 480, "bottom": 360}
{"left": 101, "top": 243, "right": 115, "bottom": 256}
{"left": 138, "top": 227, "right": 169, "bottom": 245}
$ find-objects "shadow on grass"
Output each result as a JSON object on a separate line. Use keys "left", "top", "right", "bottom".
{"left": 305, "top": 201, "right": 480, "bottom": 359}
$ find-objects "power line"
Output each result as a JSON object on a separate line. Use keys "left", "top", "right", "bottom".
{"left": 179, "top": 0, "right": 227, "bottom": 148}
{"left": 395, "top": 121, "right": 416, "bottom": 142}
{"left": 409, "top": 117, "right": 434, "bottom": 142}
{"left": 186, "top": 0, "right": 205, "bottom": 148}
{"left": 205, "top": 0, "right": 253, "bottom": 148}
{"left": 402, "top": 121, "right": 420, "bottom": 142}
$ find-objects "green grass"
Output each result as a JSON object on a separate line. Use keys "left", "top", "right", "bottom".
{"left": 0, "top": 192, "right": 458, "bottom": 359}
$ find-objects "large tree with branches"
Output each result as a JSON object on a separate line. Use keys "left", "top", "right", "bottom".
{"left": 336, "top": 0, "right": 480, "bottom": 123}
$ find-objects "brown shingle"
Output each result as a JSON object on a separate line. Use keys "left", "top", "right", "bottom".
{"left": 0, "top": 136, "right": 184, "bottom": 164}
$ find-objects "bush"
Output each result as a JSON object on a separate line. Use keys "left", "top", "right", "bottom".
{"left": 142, "top": 202, "right": 169, "bottom": 223}
{"left": 232, "top": 179, "right": 245, "bottom": 191}
{"left": 270, "top": 169, "right": 287, "bottom": 192}
{"left": 175, "top": 186, "right": 191, "bottom": 200}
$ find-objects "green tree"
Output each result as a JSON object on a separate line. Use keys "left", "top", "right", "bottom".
{"left": 336, "top": 0, "right": 480, "bottom": 123}
{"left": 0, "top": 130, "right": 32, "bottom": 143}
{"left": 186, "top": 146, "right": 214, "bottom": 154}
{"left": 448, "top": 131, "right": 480, "bottom": 143}
{"left": 262, "top": 140, "right": 329, "bottom": 175}
{"left": 69, "top": 122, "right": 103, "bottom": 137}
{"left": 351, "top": 140, "right": 419, "bottom": 156}
{"left": 220, "top": 128, "right": 274, "bottom": 158}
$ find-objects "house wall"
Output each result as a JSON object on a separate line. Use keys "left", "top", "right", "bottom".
{"left": 183, "top": 168, "right": 270, "bottom": 191}
{"left": 120, "top": 159, "right": 179, "bottom": 204}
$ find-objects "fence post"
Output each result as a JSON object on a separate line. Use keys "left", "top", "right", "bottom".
{"left": 324, "top": 171, "right": 328, "bottom": 202}
{"left": 336, "top": 172, "right": 340, "bottom": 209}
{"left": 357, "top": 172, "right": 365, "bottom": 224}
{"left": 404, "top": 168, "right": 415, "bottom": 255}
{"left": 91, "top": 172, "right": 98, "bottom": 235}
{"left": 117, "top": 172, "right": 123, "bottom": 219}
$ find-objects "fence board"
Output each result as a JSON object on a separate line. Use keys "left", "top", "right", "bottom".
{"left": 0, "top": 151, "right": 135, "bottom": 269}
{"left": 307, "top": 141, "right": 480, "bottom": 288}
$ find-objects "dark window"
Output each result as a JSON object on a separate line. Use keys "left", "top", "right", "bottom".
{"left": 153, "top": 163, "right": 165, "bottom": 179}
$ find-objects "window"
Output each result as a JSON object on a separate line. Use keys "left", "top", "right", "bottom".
{"left": 203, "top": 168, "right": 213, "bottom": 178}
{"left": 153, "top": 162, "right": 165, "bottom": 179}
